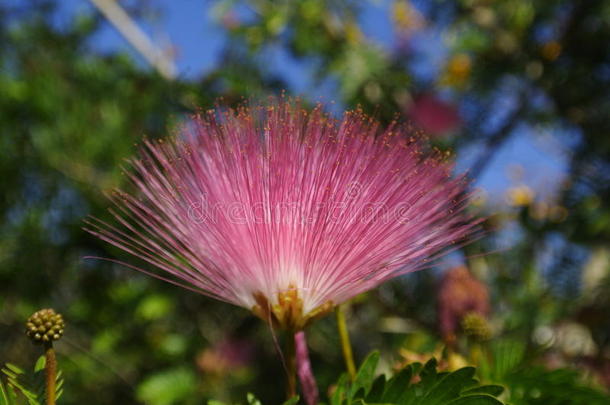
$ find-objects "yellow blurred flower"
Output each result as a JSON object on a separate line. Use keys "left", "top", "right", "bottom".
{"left": 505, "top": 185, "right": 534, "bottom": 207}
{"left": 392, "top": 0, "right": 425, "bottom": 34}
{"left": 446, "top": 352, "right": 470, "bottom": 371}
{"left": 396, "top": 347, "right": 470, "bottom": 372}
{"left": 345, "top": 21, "right": 363, "bottom": 45}
{"left": 396, "top": 346, "right": 443, "bottom": 369}
{"left": 442, "top": 54, "right": 472, "bottom": 87}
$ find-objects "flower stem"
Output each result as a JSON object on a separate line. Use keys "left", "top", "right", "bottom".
{"left": 44, "top": 342, "right": 57, "bottom": 405}
{"left": 335, "top": 304, "right": 356, "bottom": 380}
{"left": 285, "top": 333, "right": 297, "bottom": 399}
{"left": 295, "top": 331, "right": 319, "bottom": 405}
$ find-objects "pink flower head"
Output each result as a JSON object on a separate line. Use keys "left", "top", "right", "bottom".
{"left": 85, "top": 101, "right": 480, "bottom": 330}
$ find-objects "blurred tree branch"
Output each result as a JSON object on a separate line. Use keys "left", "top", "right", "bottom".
{"left": 88, "top": 0, "right": 176, "bottom": 80}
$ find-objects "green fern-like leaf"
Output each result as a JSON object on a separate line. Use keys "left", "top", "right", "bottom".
{"left": 1, "top": 357, "right": 63, "bottom": 405}
{"left": 331, "top": 353, "right": 505, "bottom": 405}
{"left": 0, "top": 378, "right": 17, "bottom": 405}
{"left": 1, "top": 364, "right": 39, "bottom": 405}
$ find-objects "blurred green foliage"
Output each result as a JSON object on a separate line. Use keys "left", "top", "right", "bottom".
{"left": 1, "top": 0, "right": 610, "bottom": 403}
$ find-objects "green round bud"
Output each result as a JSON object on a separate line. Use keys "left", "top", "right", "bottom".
{"left": 461, "top": 312, "right": 492, "bottom": 342}
{"left": 26, "top": 309, "right": 65, "bottom": 344}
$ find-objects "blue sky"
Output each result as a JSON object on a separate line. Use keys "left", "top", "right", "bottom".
{"left": 52, "top": 0, "right": 569, "bottom": 206}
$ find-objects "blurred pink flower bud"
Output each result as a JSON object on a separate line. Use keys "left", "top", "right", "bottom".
{"left": 437, "top": 265, "right": 490, "bottom": 344}
{"left": 197, "top": 337, "right": 255, "bottom": 375}
{"left": 408, "top": 93, "right": 462, "bottom": 137}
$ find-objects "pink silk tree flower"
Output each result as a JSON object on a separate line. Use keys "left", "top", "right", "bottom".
{"left": 85, "top": 101, "right": 480, "bottom": 331}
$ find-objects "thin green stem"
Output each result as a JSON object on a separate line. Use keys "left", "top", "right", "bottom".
{"left": 44, "top": 342, "right": 56, "bottom": 405}
{"left": 335, "top": 304, "right": 356, "bottom": 380}
{"left": 469, "top": 341, "right": 483, "bottom": 366}
{"left": 285, "top": 333, "right": 297, "bottom": 399}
